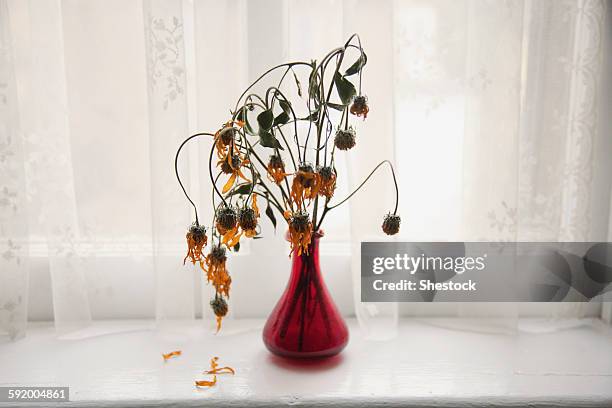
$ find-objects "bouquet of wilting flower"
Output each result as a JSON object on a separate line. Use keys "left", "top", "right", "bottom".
{"left": 175, "top": 34, "right": 400, "bottom": 332}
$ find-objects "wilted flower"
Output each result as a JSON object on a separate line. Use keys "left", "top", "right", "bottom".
{"left": 334, "top": 127, "right": 356, "bottom": 151}
{"left": 220, "top": 154, "right": 241, "bottom": 175}
{"left": 204, "top": 245, "right": 231, "bottom": 299}
{"left": 219, "top": 127, "right": 236, "bottom": 146}
{"left": 216, "top": 205, "right": 237, "bottom": 235}
{"left": 290, "top": 163, "right": 321, "bottom": 208}
{"left": 217, "top": 195, "right": 260, "bottom": 248}
{"left": 382, "top": 213, "right": 401, "bottom": 235}
{"left": 183, "top": 223, "right": 207, "bottom": 265}
{"left": 350, "top": 95, "right": 369, "bottom": 119}
{"left": 287, "top": 211, "right": 313, "bottom": 256}
{"left": 203, "top": 245, "right": 231, "bottom": 331}
{"left": 318, "top": 166, "right": 337, "bottom": 199}
{"left": 239, "top": 207, "right": 258, "bottom": 237}
{"left": 210, "top": 295, "right": 228, "bottom": 332}
{"left": 217, "top": 150, "right": 250, "bottom": 194}
{"left": 267, "top": 154, "right": 287, "bottom": 184}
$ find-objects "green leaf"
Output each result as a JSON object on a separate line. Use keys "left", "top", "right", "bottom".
{"left": 279, "top": 99, "right": 291, "bottom": 114}
{"left": 227, "top": 183, "right": 252, "bottom": 196}
{"left": 257, "top": 109, "right": 274, "bottom": 131}
{"left": 334, "top": 73, "right": 356, "bottom": 105}
{"left": 273, "top": 111, "right": 290, "bottom": 126}
{"left": 233, "top": 242, "right": 240, "bottom": 252}
{"left": 265, "top": 201, "right": 277, "bottom": 230}
{"left": 345, "top": 52, "right": 367, "bottom": 76}
{"left": 259, "top": 131, "right": 284, "bottom": 149}
{"left": 327, "top": 102, "right": 346, "bottom": 111}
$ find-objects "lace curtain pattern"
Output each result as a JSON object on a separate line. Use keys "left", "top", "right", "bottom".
{"left": 1, "top": 0, "right": 610, "bottom": 341}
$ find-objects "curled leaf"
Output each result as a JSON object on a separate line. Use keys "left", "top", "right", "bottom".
{"left": 334, "top": 73, "right": 356, "bottom": 105}
{"left": 257, "top": 109, "right": 274, "bottom": 131}
{"left": 345, "top": 52, "right": 367, "bottom": 76}
{"left": 273, "top": 111, "right": 290, "bottom": 126}
{"left": 259, "top": 131, "right": 283, "bottom": 149}
{"left": 265, "top": 201, "right": 277, "bottom": 230}
{"left": 227, "top": 183, "right": 253, "bottom": 196}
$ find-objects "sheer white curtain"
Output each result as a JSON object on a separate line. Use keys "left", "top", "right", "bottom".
{"left": 1, "top": 0, "right": 610, "bottom": 341}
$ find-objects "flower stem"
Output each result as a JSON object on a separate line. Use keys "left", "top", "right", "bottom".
{"left": 175, "top": 132, "right": 215, "bottom": 225}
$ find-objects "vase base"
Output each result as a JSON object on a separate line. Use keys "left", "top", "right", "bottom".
{"left": 263, "top": 339, "right": 348, "bottom": 359}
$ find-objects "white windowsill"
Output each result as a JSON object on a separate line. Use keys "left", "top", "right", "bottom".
{"left": 1, "top": 318, "right": 612, "bottom": 407}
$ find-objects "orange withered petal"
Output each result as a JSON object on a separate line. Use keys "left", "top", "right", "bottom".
{"left": 216, "top": 315, "right": 223, "bottom": 332}
{"left": 206, "top": 366, "right": 235, "bottom": 375}
{"left": 222, "top": 173, "right": 237, "bottom": 194}
{"left": 252, "top": 194, "right": 259, "bottom": 217}
{"left": 195, "top": 376, "right": 217, "bottom": 387}
{"left": 162, "top": 350, "right": 182, "bottom": 361}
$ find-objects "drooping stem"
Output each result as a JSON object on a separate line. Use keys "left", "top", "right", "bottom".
{"left": 208, "top": 136, "right": 227, "bottom": 205}
{"left": 316, "top": 160, "right": 399, "bottom": 231}
{"left": 313, "top": 50, "right": 347, "bottom": 225}
{"left": 175, "top": 132, "right": 215, "bottom": 225}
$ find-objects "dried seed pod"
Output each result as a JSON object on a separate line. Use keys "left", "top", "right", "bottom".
{"left": 210, "top": 245, "right": 227, "bottom": 264}
{"left": 350, "top": 95, "right": 369, "bottom": 119}
{"left": 216, "top": 205, "right": 237, "bottom": 234}
{"left": 295, "top": 163, "right": 316, "bottom": 187}
{"left": 334, "top": 128, "right": 356, "bottom": 151}
{"left": 267, "top": 154, "right": 286, "bottom": 184}
{"left": 188, "top": 224, "right": 207, "bottom": 244}
{"left": 219, "top": 127, "right": 236, "bottom": 146}
{"left": 268, "top": 153, "right": 284, "bottom": 169}
{"left": 184, "top": 223, "right": 207, "bottom": 265}
{"left": 238, "top": 207, "right": 257, "bottom": 231}
{"left": 220, "top": 154, "right": 241, "bottom": 174}
{"left": 318, "top": 165, "right": 337, "bottom": 199}
{"left": 210, "top": 295, "right": 228, "bottom": 317}
{"left": 290, "top": 211, "right": 311, "bottom": 233}
{"left": 382, "top": 213, "right": 401, "bottom": 235}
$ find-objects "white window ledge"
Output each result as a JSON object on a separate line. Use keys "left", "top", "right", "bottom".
{"left": 1, "top": 318, "right": 612, "bottom": 407}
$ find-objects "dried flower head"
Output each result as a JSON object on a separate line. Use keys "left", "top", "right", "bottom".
{"left": 317, "top": 166, "right": 337, "bottom": 199}
{"left": 267, "top": 154, "right": 287, "bottom": 184}
{"left": 382, "top": 213, "right": 401, "bottom": 235}
{"left": 238, "top": 207, "right": 258, "bottom": 235}
{"left": 288, "top": 211, "right": 313, "bottom": 256}
{"left": 220, "top": 154, "right": 241, "bottom": 175}
{"left": 291, "top": 163, "right": 321, "bottom": 208}
{"left": 350, "top": 95, "right": 369, "bottom": 119}
{"left": 216, "top": 205, "right": 237, "bottom": 235}
{"left": 334, "top": 127, "right": 356, "bottom": 151}
{"left": 184, "top": 223, "right": 207, "bottom": 265}
{"left": 210, "top": 295, "right": 228, "bottom": 332}
{"left": 218, "top": 150, "right": 250, "bottom": 193}
{"left": 219, "top": 127, "right": 236, "bottom": 146}
{"left": 209, "top": 245, "right": 227, "bottom": 264}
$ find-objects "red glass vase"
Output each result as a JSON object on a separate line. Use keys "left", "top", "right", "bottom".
{"left": 263, "top": 233, "right": 349, "bottom": 358}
